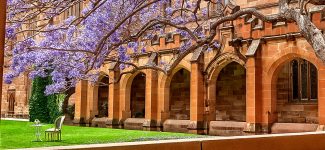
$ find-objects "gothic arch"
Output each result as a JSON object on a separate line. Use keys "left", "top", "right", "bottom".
{"left": 87, "top": 72, "right": 109, "bottom": 118}
{"left": 263, "top": 45, "right": 325, "bottom": 124}
{"left": 206, "top": 53, "right": 246, "bottom": 121}
{"left": 119, "top": 71, "right": 147, "bottom": 119}
{"left": 158, "top": 64, "right": 191, "bottom": 122}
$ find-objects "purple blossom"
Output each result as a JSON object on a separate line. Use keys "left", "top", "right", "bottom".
{"left": 165, "top": 7, "right": 173, "bottom": 15}
{"left": 5, "top": 0, "right": 215, "bottom": 94}
{"left": 213, "top": 41, "right": 221, "bottom": 49}
{"left": 5, "top": 27, "right": 15, "bottom": 39}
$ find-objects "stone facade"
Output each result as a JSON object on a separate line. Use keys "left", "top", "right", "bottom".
{"left": 72, "top": 0, "right": 325, "bottom": 135}
{"left": 4, "top": 0, "right": 325, "bottom": 136}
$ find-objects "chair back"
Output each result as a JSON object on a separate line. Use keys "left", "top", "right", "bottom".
{"left": 54, "top": 116, "right": 65, "bottom": 130}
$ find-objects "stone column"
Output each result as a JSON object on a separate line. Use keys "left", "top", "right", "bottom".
{"left": 107, "top": 68, "right": 120, "bottom": 128}
{"left": 317, "top": 68, "right": 325, "bottom": 130}
{"left": 188, "top": 57, "right": 205, "bottom": 134}
{"left": 73, "top": 80, "right": 89, "bottom": 125}
{"left": 143, "top": 69, "right": 159, "bottom": 130}
{"left": 244, "top": 57, "right": 263, "bottom": 134}
{"left": 86, "top": 83, "right": 98, "bottom": 123}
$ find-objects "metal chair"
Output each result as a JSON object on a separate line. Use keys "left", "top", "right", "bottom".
{"left": 45, "top": 116, "right": 65, "bottom": 141}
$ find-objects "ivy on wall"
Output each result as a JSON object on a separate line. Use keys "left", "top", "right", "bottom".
{"left": 29, "top": 77, "right": 65, "bottom": 123}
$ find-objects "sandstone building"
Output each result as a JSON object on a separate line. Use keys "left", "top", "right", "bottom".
{"left": 3, "top": 0, "right": 325, "bottom": 136}
{"left": 72, "top": 0, "right": 325, "bottom": 135}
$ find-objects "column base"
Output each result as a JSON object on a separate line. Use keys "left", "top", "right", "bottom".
{"left": 187, "top": 121, "right": 206, "bottom": 134}
{"left": 143, "top": 119, "right": 160, "bottom": 131}
{"left": 106, "top": 118, "right": 120, "bottom": 128}
{"left": 156, "top": 120, "right": 164, "bottom": 131}
{"left": 243, "top": 123, "right": 262, "bottom": 134}
{"left": 244, "top": 123, "right": 272, "bottom": 134}
{"left": 72, "top": 117, "right": 90, "bottom": 126}
{"left": 317, "top": 125, "right": 325, "bottom": 131}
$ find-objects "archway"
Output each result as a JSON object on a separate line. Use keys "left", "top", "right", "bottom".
{"left": 130, "top": 72, "right": 146, "bottom": 118}
{"left": 215, "top": 62, "right": 246, "bottom": 122}
{"left": 169, "top": 68, "right": 190, "bottom": 120}
{"left": 275, "top": 58, "right": 318, "bottom": 124}
{"left": 97, "top": 76, "right": 109, "bottom": 118}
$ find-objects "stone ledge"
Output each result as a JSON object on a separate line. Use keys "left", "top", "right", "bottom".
{"left": 271, "top": 123, "right": 318, "bottom": 134}
{"left": 124, "top": 118, "right": 146, "bottom": 130}
{"left": 163, "top": 119, "right": 190, "bottom": 133}
{"left": 91, "top": 117, "right": 109, "bottom": 128}
{"left": 209, "top": 121, "right": 246, "bottom": 136}
{"left": 106, "top": 118, "right": 120, "bottom": 128}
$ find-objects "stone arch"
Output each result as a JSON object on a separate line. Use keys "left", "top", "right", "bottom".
{"left": 206, "top": 53, "right": 246, "bottom": 121}
{"left": 88, "top": 72, "right": 110, "bottom": 119}
{"left": 207, "top": 52, "right": 246, "bottom": 81}
{"left": 130, "top": 72, "right": 146, "bottom": 118}
{"left": 158, "top": 64, "right": 191, "bottom": 122}
{"left": 120, "top": 70, "right": 147, "bottom": 120}
{"left": 267, "top": 51, "right": 324, "bottom": 124}
{"left": 216, "top": 62, "right": 246, "bottom": 121}
{"left": 169, "top": 68, "right": 191, "bottom": 120}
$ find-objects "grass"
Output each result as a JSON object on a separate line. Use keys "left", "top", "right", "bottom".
{"left": 0, "top": 120, "right": 207, "bottom": 149}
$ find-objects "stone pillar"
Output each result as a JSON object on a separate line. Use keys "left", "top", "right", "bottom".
{"left": 244, "top": 57, "right": 263, "bottom": 134}
{"left": 107, "top": 69, "right": 120, "bottom": 128}
{"left": 188, "top": 58, "right": 205, "bottom": 134}
{"left": 143, "top": 70, "right": 158, "bottom": 130}
{"left": 73, "top": 80, "right": 88, "bottom": 125}
{"left": 317, "top": 68, "right": 325, "bottom": 131}
{"left": 86, "top": 83, "right": 98, "bottom": 123}
{"left": 119, "top": 73, "right": 132, "bottom": 126}
{"left": 157, "top": 73, "right": 170, "bottom": 130}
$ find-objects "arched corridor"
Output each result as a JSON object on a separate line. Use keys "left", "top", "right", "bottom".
{"left": 97, "top": 76, "right": 109, "bottom": 118}
{"left": 130, "top": 72, "right": 146, "bottom": 118}
{"left": 169, "top": 68, "right": 190, "bottom": 120}
{"left": 215, "top": 62, "right": 246, "bottom": 122}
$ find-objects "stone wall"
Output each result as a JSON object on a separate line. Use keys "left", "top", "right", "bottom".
{"left": 169, "top": 69, "right": 190, "bottom": 120}
{"left": 216, "top": 62, "right": 246, "bottom": 122}
{"left": 276, "top": 63, "right": 318, "bottom": 124}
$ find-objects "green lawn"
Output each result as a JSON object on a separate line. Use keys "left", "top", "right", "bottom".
{"left": 0, "top": 120, "right": 207, "bottom": 149}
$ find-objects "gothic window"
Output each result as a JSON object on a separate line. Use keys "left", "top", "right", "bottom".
{"left": 289, "top": 59, "right": 317, "bottom": 102}
{"left": 7, "top": 90, "right": 16, "bottom": 114}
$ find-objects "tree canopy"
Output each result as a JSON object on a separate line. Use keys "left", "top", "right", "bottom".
{"left": 4, "top": 0, "right": 325, "bottom": 94}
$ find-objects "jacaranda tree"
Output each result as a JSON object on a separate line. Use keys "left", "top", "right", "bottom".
{"left": 4, "top": 0, "right": 325, "bottom": 95}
